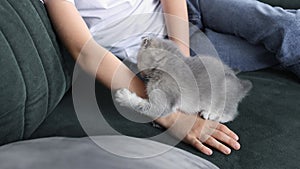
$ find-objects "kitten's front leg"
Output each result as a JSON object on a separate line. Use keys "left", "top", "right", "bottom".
{"left": 115, "top": 88, "right": 172, "bottom": 118}
{"left": 115, "top": 88, "right": 151, "bottom": 113}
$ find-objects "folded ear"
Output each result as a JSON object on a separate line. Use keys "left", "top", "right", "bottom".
{"left": 141, "top": 36, "right": 151, "bottom": 48}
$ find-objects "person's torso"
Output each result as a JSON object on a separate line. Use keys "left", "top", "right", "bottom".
{"left": 70, "top": 0, "right": 167, "bottom": 62}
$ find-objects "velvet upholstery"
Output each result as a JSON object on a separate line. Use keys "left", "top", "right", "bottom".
{"left": 0, "top": 0, "right": 299, "bottom": 168}
{"left": 0, "top": 0, "right": 72, "bottom": 145}
{"left": 30, "top": 68, "right": 300, "bottom": 169}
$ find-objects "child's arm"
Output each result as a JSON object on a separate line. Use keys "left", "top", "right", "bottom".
{"left": 44, "top": 0, "right": 240, "bottom": 156}
{"left": 161, "top": 0, "right": 190, "bottom": 57}
{"left": 44, "top": 0, "right": 146, "bottom": 97}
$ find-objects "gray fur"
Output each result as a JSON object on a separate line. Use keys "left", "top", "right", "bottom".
{"left": 115, "top": 38, "right": 252, "bottom": 123}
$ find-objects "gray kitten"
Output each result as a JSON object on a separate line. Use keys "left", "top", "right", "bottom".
{"left": 115, "top": 37, "right": 252, "bottom": 123}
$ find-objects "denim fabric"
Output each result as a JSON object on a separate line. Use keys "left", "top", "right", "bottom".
{"left": 186, "top": 0, "right": 204, "bottom": 30}
{"left": 186, "top": 0, "right": 300, "bottom": 76}
{"left": 205, "top": 29, "right": 279, "bottom": 71}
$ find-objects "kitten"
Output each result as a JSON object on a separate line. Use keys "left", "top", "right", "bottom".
{"left": 115, "top": 37, "right": 252, "bottom": 123}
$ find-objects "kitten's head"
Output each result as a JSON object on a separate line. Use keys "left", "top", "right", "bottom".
{"left": 137, "top": 37, "right": 183, "bottom": 78}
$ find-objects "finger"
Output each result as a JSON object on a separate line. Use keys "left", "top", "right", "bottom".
{"left": 216, "top": 124, "right": 239, "bottom": 141}
{"left": 211, "top": 129, "right": 240, "bottom": 150}
{"left": 204, "top": 136, "right": 231, "bottom": 155}
{"left": 190, "top": 138, "right": 213, "bottom": 156}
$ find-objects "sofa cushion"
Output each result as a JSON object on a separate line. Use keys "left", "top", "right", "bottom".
{"left": 0, "top": 0, "right": 72, "bottom": 145}
{"left": 0, "top": 137, "right": 218, "bottom": 169}
{"left": 31, "top": 68, "right": 300, "bottom": 169}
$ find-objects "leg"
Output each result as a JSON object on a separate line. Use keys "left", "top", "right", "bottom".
{"left": 199, "top": 0, "right": 300, "bottom": 69}
{"left": 189, "top": 25, "right": 280, "bottom": 71}
{"left": 186, "top": 0, "right": 204, "bottom": 30}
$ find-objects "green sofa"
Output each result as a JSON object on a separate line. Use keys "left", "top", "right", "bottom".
{"left": 0, "top": 0, "right": 299, "bottom": 168}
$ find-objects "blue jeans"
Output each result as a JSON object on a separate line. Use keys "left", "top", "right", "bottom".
{"left": 187, "top": 0, "right": 300, "bottom": 77}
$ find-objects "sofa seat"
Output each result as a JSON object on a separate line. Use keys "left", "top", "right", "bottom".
{"left": 31, "top": 68, "right": 300, "bottom": 169}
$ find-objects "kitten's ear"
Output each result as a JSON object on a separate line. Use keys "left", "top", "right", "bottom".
{"left": 141, "top": 36, "right": 151, "bottom": 48}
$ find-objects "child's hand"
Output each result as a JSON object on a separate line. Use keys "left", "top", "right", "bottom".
{"left": 156, "top": 112, "right": 240, "bottom": 155}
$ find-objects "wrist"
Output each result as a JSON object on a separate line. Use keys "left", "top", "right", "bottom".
{"left": 170, "top": 38, "right": 190, "bottom": 57}
{"left": 154, "top": 112, "right": 180, "bottom": 128}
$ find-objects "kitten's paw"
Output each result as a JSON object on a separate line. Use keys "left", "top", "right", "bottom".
{"left": 200, "top": 111, "right": 224, "bottom": 122}
{"left": 218, "top": 113, "right": 236, "bottom": 123}
{"left": 207, "top": 113, "right": 221, "bottom": 122}
{"left": 115, "top": 88, "right": 149, "bottom": 113}
{"left": 199, "top": 110, "right": 210, "bottom": 120}
{"left": 115, "top": 88, "right": 133, "bottom": 107}
{"left": 200, "top": 111, "right": 236, "bottom": 123}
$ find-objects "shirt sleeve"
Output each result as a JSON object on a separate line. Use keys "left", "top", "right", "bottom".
{"left": 65, "top": 0, "right": 74, "bottom": 4}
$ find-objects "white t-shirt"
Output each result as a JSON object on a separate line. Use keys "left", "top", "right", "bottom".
{"left": 67, "top": 0, "right": 167, "bottom": 63}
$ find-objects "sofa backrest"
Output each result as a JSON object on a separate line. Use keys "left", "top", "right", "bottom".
{"left": 0, "top": 0, "right": 72, "bottom": 145}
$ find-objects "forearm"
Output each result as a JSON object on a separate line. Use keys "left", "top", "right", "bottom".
{"left": 79, "top": 40, "right": 147, "bottom": 98}
{"left": 44, "top": 0, "right": 147, "bottom": 98}
{"left": 160, "top": 0, "right": 190, "bottom": 57}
